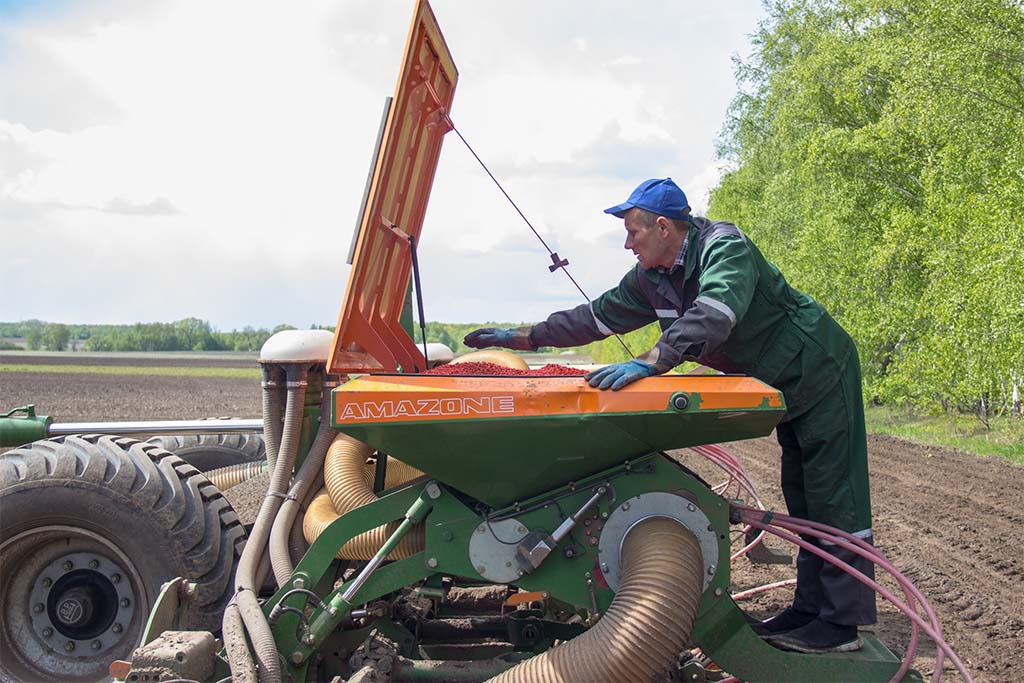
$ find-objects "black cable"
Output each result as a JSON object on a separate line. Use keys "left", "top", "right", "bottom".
{"left": 448, "top": 121, "right": 634, "bottom": 358}
{"left": 481, "top": 511, "right": 529, "bottom": 546}
{"left": 408, "top": 235, "right": 430, "bottom": 368}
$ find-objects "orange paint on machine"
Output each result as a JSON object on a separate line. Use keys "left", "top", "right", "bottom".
{"left": 333, "top": 373, "right": 783, "bottom": 425}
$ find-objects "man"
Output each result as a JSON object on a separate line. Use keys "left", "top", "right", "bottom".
{"left": 464, "top": 178, "right": 876, "bottom": 654}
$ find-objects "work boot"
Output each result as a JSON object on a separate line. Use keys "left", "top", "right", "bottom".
{"left": 747, "top": 607, "right": 817, "bottom": 636}
{"left": 766, "top": 618, "right": 862, "bottom": 653}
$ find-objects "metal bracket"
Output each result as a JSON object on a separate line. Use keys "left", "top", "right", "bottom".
{"left": 597, "top": 491, "right": 720, "bottom": 592}
{"left": 744, "top": 528, "right": 792, "bottom": 565}
{"left": 547, "top": 252, "right": 569, "bottom": 272}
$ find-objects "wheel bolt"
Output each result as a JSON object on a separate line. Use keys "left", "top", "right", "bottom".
{"left": 110, "top": 574, "right": 121, "bottom": 584}
{"left": 64, "top": 641, "right": 75, "bottom": 652}
{"left": 41, "top": 578, "right": 52, "bottom": 588}
{"left": 62, "top": 561, "right": 73, "bottom": 571}
{"left": 42, "top": 627, "right": 53, "bottom": 638}
{"left": 88, "top": 560, "right": 99, "bottom": 569}
{"left": 92, "top": 640, "right": 102, "bottom": 650}
{"left": 33, "top": 603, "right": 44, "bottom": 613}
{"left": 120, "top": 598, "right": 130, "bottom": 608}
{"left": 112, "top": 623, "right": 123, "bottom": 633}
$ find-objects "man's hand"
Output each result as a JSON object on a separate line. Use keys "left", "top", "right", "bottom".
{"left": 585, "top": 359, "right": 659, "bottom": 390}
{"left": 463, "top": 327, "right": 536, "bottom": 351}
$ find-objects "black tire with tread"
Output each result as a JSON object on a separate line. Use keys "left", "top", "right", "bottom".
{"left": 0, "top": 434, "right": 246, "bottom": 681}
{"left": 147, "top": 427, "right": 266, "bottom": 472}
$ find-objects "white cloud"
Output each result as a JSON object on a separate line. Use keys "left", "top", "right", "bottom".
{"left": 0, "top": 0, "right": 764, "bottom": 328}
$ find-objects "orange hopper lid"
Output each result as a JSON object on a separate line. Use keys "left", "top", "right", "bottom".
{"left": 328, "top": 0, "right": 458, "bottom": 375}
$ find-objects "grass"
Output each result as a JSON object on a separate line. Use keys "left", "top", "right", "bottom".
{"left": 866, "top": 405, "right": 1024, "bottom": 465}
{"left": 0, "top": 364, "right": 260, "bottom": 380}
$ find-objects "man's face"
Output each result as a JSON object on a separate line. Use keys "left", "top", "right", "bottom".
{"left": 623, "top": 210, "right": 673, "bottom": 270}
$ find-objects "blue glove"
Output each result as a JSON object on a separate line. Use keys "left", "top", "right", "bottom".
{"left": 463, "top": 327, "right": 536, "bottom": 351}
{"left": 585, "top": 359, "right": 658, "bottom": 390}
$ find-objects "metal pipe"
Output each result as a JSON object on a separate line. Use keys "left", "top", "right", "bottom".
{"left": 393, "top": 654, "right": 532, "bottom": 682}
{"left": 551, "top": 486, "right": 606, "bottom": 543}
{"left": 306, "top": 492, "right": 435, "bottom": 650}
{"left": 46, "top": 418, "right": 263, "bottom": 437}
{"left": 340, "top": 495, "right": 432, "bottom": 604}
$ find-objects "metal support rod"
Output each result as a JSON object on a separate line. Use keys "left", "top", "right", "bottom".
{"left": 46, "top": 418, "right": 264, "bottom": 437}
{"left": 552, "top": 486, "right": 607, "bottom": 543}
{"left": 392, "top": 653, "right": 532, "bottom": 681}
{"left": 341, "top": 495, "right": 432, "bottom": 603}
{"left": 408, "top": 234, "right": 429, "bottom": 369}
{"left": 307, "top": 489, "right": 436, "bottom": 648}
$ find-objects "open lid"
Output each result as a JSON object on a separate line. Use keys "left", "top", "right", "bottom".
{"left": 328, "top": 0, "right": 457, "bottom": 374}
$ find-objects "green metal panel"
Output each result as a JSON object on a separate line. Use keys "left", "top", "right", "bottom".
{"left": 692, "top": 597, "right": 917, "bottom": 682}
{"left": 337, "top": 407, "right": 782, "bottom": 508}
{"left": 269, "top": 458, "right": 913, "bottom": 682}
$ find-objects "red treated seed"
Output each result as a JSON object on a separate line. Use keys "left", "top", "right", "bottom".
{"left": 424, "top": 361, "right": 587, "bottom": 377}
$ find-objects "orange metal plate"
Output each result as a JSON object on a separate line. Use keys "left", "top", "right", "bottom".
{"left": 328, "top": 0, "right": 458, "bottom": 375}
{"left": 333, "top": 375, "right": 784, "bottom": 425}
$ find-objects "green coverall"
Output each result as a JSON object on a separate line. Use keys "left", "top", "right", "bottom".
{"left": 526, "top": 216, "right": 877, "bottom": 626}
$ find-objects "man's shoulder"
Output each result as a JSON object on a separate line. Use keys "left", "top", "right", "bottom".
{"left": 693, "top": 216, "right": 745, "bottom": 245}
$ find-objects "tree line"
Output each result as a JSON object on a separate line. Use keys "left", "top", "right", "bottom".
{"left": 589, "top": 0, "right": 1024, "bottom": 420}
{"left": 0, "top": 319, "right": 331, "bottom": 353}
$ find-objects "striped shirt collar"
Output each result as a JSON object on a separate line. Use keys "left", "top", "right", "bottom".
{"left": 657, "top": 238, "right": 689, "bottom": 275}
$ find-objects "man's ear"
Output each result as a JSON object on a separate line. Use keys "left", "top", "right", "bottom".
{"left": 656, "top": 216, "right": 671, "bottom": 235}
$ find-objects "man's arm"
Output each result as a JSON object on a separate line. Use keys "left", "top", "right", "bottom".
{"left": 642, "top": 236, "right": 758, "bottom": 370}
{"left": 529, "top": 267, "right": 658, "bottom": 347}
{"left": 465, "top": 268, "right": 657, "bottom": 350}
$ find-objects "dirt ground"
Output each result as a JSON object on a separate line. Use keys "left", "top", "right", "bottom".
{"left": 2, "top": 367, "right": 1021, "bottom": 682}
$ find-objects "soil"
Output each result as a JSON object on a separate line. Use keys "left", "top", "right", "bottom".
{"left": 2, "top": 365, "right": 1021, "bottom": 682}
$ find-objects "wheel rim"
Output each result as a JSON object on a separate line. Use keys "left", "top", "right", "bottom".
{"left": 1, "top": 525, "right": 148, "bottom": 681}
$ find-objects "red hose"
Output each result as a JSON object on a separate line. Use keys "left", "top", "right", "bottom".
{"left": 741, "top": 510, "right": 971, "bottom": 683}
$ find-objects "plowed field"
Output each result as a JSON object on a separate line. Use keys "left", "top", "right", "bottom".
{"left": 2, "top": 363, "right": 1021, "bottom": 682}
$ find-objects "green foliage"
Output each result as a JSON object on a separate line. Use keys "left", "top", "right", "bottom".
{"left": 0, "top": 364, "right": 260, "bottom": 379}
{"left": 25, "top": 327, "right": 42, "bottom": 350}
{"left": 412, "top": 322, "right": 537, "bottom": 354}
{"left": 575, "top": 324, "right": 663, "bottom": 365}
{"left": 1, "top": 319, "right": 311, "bottom": 353}
{"left": 711, "top": 0, "right": 1024, "bottom": 416}
{"left": 866, "top": 405, "right": 1024, "bottom": 464}
{"left": 42, "top": 324, "right": 70, "bottom": 351}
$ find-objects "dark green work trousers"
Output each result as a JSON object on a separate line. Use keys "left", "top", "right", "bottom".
{"left": 776, "top": 349, "right": 877, "bottom": 626}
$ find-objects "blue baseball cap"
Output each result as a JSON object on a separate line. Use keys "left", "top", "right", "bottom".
{"left": 603, "top": 178, "right": 690, "bottom": 220}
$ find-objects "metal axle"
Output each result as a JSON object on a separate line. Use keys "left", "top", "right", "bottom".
{"left": 47, "top": 418, "right": 264, "bottom": 437}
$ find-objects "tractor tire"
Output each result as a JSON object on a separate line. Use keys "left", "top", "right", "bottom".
{"left": 0, "top": 434, "right": 246, "bottom": 683}
{"left": 147, "top": 425, "right": 266, "bottom": 472}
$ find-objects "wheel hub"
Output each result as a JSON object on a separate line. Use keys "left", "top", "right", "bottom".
{"left": 28, "top": 551, "right": 136, "bottom": 658}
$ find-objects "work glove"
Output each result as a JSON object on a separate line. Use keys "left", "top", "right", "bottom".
{"left": 463, "top": 327, "right": 536, "bottom": 351}
{"left": 585, "top": 359, "right": 659, "bottom": 391}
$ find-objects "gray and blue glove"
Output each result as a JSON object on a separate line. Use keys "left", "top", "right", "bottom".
{"left": 585, "top": 359, "right": 659, "bottom": 390}
{"left": 463, "top": 327, "right": 536, "bottom": 351}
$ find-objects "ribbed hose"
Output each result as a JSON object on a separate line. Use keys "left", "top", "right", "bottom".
{"left": 288, "top": 479, "right": 321, "bottom": 565}
{"left": 231, "top": 368, "right": 308, "bottom": 683}
{"left": 262, "top": 365, "right": 284, "bottom": 471}
{"left": 269, "top": 394, "right": 337, "bottom": 586}
{"left": 486, "top": 517, "right": 703, "bottom": 683}
{"left": 302, "top": 433, "right": 425, "bottom": 559}
{"left": 222, "top": 600, "right": 257, "bottom": 683}
{"left": 206, "top": 461, "right": 268, "bottom": 490}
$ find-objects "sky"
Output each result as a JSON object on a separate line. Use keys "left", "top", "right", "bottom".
{"left": 1, "top": 0, "right": 766, "bottom": 330}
